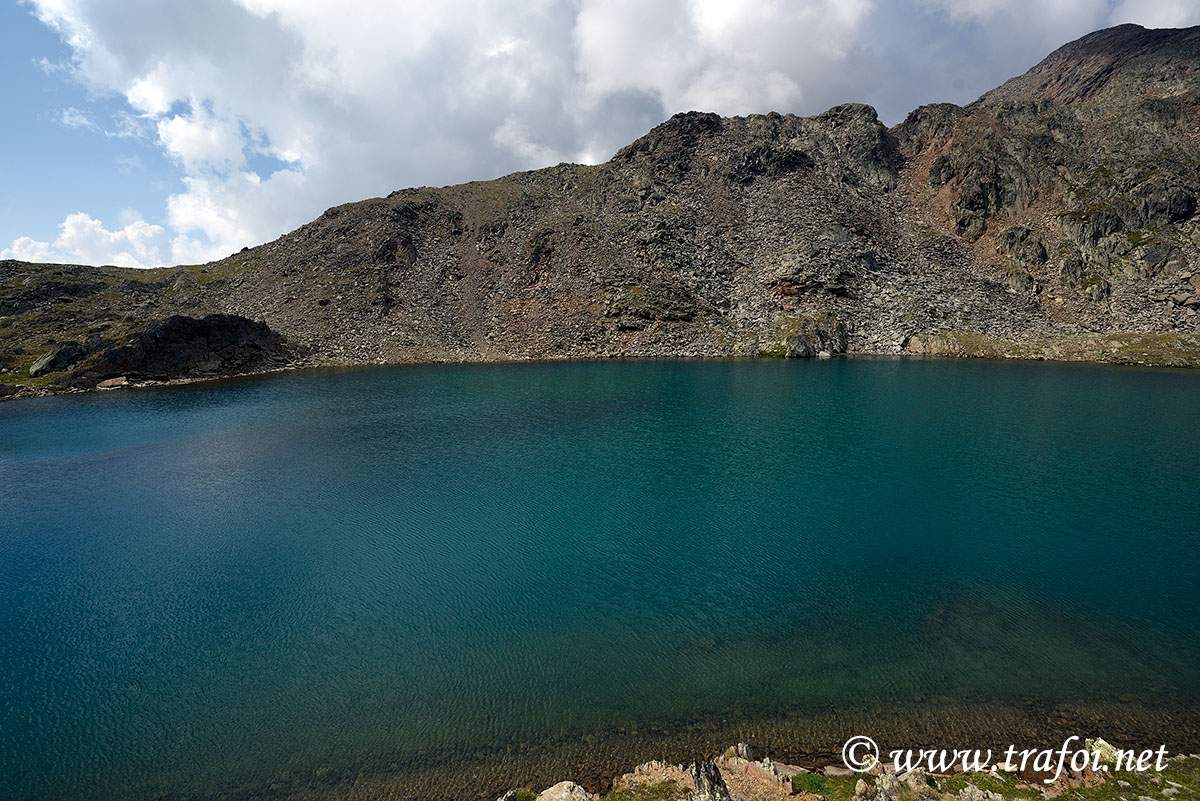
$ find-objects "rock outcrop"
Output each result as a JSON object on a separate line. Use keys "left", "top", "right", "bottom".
{"left": 73, "top": 313, "right": 293, "bottom": 383}
{"left": 535, "top": 781, "right": 596, "bottom": 801}
{"left": 32, "top": 314, "right": 296, "bottom": 389}
{"left": 492, "top": 747, "right": 1200, "bottom": 801}
{"left": 3, "top": 23, "right": 1200, "bottom": 398}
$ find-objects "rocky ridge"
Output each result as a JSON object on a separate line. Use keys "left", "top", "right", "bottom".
{"left": 3, "top": 23, "right": 1200, "bottom": 398}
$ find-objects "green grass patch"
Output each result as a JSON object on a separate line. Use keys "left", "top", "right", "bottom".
{"left": 603, "top": 779, "right": 689, "bottom": 801}
{"left": 792, "top": 773, "right": 831, "bottom": 795}
{"left": 933, "top": 771, "right": 1031, "bottom": 799}
{"left": 792, "top": 772, "right": 865, "bottom": 801}
{"left": 0, "top": 352, "right": 57, "bottom": 387}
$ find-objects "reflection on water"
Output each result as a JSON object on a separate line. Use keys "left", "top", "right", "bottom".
{"left": 1, "top": 358, "right": 1198, "bottom": 801}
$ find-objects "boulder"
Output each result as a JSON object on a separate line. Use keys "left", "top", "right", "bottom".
{"left": 536, "top": 781, "right": 595, "bottom": 801}
{"left": 1082, "top": 275, "right": 1111, "bottom": 302}
{"left": 876, "top": 771, "right": 901, "bottom": 801}
{"left": 958, "top": 784, "right": 1003, "bottom": 801}
{"left": 853, "top": 771, "right": 906, "bottom": 801}
{"left": 998, "top": 226, "right": 1048, "bottom": 266}
{"left": 734, "top": 743, "right": 757, "bottom": 761}
{"left": 690, "top": 761, "right": 733, "bottom": 801}
{"left": 69, "top": 314, "right": 294, "bottom": 386}
{"left": 1002, "top": 266, "right": 1036, "bottom": 294}
{"left": 29, "top": 341, "right": 85, "bottom": 377}
{"left": 785, "top": 314, "right": 849, "bottom": 358}
{"left": 900, "top": 768, "right": 931, "bottom": 792}
{"left": 1141, "top": 243, "right": 1181, "bottom": 277}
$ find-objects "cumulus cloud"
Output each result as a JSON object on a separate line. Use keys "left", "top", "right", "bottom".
{"left": 10, "top": 0, "right": 1200, "bottom": 268}
{"left": 1110, "top": 0, "right": 1200, "bottom": 27}
{"left": 2, "top": 212, "right": 170, "bottom": 268}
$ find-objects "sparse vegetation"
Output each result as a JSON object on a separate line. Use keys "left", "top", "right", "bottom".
{"left": 602, "top": 779, "right": 689, "bottom": 801}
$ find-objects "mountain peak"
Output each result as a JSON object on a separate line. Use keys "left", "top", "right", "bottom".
{"left": 978, "top": 23, "right": 1200, "bottom": 106}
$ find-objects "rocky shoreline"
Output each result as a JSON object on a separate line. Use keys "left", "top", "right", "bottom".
{"left": 499, "top": 742, "right": 1200, "bottom": 801}
{"left": 127, "top": 699, "right": 1200, "bottom": 801}
{"left": 5, "top": 338, "right": 1200, "bottom": 404}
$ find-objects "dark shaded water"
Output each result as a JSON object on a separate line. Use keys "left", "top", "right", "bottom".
{"left": 1, "top": 358, "right": 1198, "bottom": 800}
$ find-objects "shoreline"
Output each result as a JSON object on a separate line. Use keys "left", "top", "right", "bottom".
{"left": 94, "top": 699, "right": 1200, "bottom": 801}
{"left": 5, "top": 338, "right": 1200, "bottom": 405}
{"left": 510, "top": 746, "right": 1200, "bottom": 801}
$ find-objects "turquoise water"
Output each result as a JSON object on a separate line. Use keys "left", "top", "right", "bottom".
{"left": 1, "top": 358, "right": 1199, "bottom": 800}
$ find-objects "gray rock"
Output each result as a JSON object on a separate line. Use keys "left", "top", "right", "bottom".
{"left": 999, "top": 226, "right": 1048, "bottom": 266}
{"left": 690, "top": 761, "right": 732, "bottom": 801}
{"left": 876, "top": 771, "right": 901, "bottom": 801}
{"left": 1003, "top": 266, "right": 1036, "bottom": 294}
{"left": 29, "top": 341, "right": 85, "bottom": 377}
{"left": 536, "top": 781, "right": 595, "bottom": 801}
{"left": 824, "top": 765, "right": 856, "bottom": 777}
{"left": 734, "top": 742, "right": 757, "bottom": 761}
{"left": 1083, "top": 275, "right": 1111, "bottom": 301}
{"left": 959, "top": 784, "right": 1003, "bottom": 801}
{"left": 784, "top": 314, "right": 849, "bottom": 358}
{"left": 901, "top": 768, "right": 931, "bottom": 791}
{"left": 69, "top": 314, "right": 295, "bottom": 386}
{"left": 1087, "top": 737, "right": 1119, "bottom": 765}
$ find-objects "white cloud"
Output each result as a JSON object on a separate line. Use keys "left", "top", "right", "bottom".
{"left": 2, "top": 213, "right": 170, "bottom": 269}
{"left": 10, "top": 0, "right": 1200, "bottom": 269}
{"left": 126, "top": 71, "right": 173, "bottom": 116}
{"left": 1110, "top": 0, "right": 1200, "bottom": 27}
{"left": 59, "top": 106, "right": 96, "bottom": 129}
{"left": 157, "top": 103, "right": 246, "bottom": 173}
{"left": 4, "top": 237, "right": 56, "bottom": 264}
{"left": 491, "top": 116, "right": 565, "bottom": 169}
{"left": 115, "top": 154, "right": 143, "bottom": 175}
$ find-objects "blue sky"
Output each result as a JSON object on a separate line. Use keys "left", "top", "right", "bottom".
{"left": 3, "top": 0, "right": 1199, "bottom": 269}
{"left": 0, "top": 4, "right": 174, "bottom": 254}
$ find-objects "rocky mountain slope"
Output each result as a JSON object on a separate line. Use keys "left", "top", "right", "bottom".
{"left": 3, "top": 23, "right": 1200, "bottom": 397}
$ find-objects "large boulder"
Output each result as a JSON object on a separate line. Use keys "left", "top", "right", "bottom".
{"left": 536, "top": 781, "right": 595, "bottom": 801}
{"left": 786, "top": 314, "right": 849, "bottom": 358}
{"left": 690, "top": 761, "right": 732, "bottom": 801}
{"left": 69, "top": 314, "right": 295, "bottom": 385}
{"left": 29, "top": 341, "right": 86, "bottom": 377}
